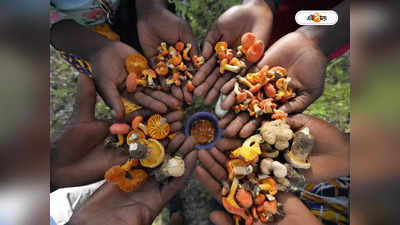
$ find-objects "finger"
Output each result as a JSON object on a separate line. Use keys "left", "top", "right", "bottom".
{"left": 209, "top": 211, "right": 233, "bottom": 225}
{"left": 143, "top": 88, "right": 181, "bottom": 110}
{"left": 194, "top": 166, "right": 222, "bottom": 202}
{"left": 171, "top": 86, "right": 184, "bottom": 102}
{"left": 198, "top": 150, "right": 227, "bottom": 181}
{"left": 210, "top": 147, "right": 228, "bottom": 167}
{"left": 161, "top": 150, "right": 197, "bottom": 204}
{"left": 124, "top": 109, "right": 152, "bottom": 122}
{"left": 223, "top": 112, "right": 250, "bottom": 137}
{"left": 73, "top": 74, "right": 96, "bottom": 122}
{"left": 167, "top": 133, "right": 185, "bottom": 154}
{"left": 182, "top": 83, "right": 193, "bottom": 105}
{"left": 98, "top": 81, "right": 124, "bottom": 120}
{"left": 221, "top": 91, "right": 235, "bottom": 111}
{"left": 279, "top": 92, "right": 316, "bottom": 114}
{"left": 285, "top": 114, "right": 307, "bottom": 130}
{"left": 239, "top": 117, "right": 262, "bottom": 138}
{"left": 170, "top": 122, "right": 183, "bottom": 133}
{"left": 192, "top": 55, "right": 217, "bottom": 86}
{"left": 216, "top": 138, "right": 242, "bottom": 152}
{"left": 194, "top": 67, "right": 219, "bottom": 97}
{"left": 165, "top": 110, "right": 185, "bottom": 123}
{"left": 175, "top": 136, "right": 198, "bottom": 157}
{"left": 204, "top": 73, "right": 232, "bottom": 105}
{"left": 218, "top": 112, "right": 235, "bottom": 129}
{"left": 180, "top": 22, "right": 199, "bottom": 58}
{"left": 131, "top": 91, "right": 167, "bottom": 114}
{"left": 202, "top": 23, "right": 221, "bottom": 59}
{"left": 221, "top": 77, "right": 236, "bottom": 94}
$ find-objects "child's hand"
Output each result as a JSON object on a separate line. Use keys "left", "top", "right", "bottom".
{"left": 136, "top": 0, "right": 198, "bottom": 105}
{"left": 192, "top": 0, "right": 274, "bottom": 104}
{"left": 51, "top": 75, "right": 185, "bottom": 189}
{"left": 67, "top": 137, "right": 198, "bottom": 225}
{"left": 195, "top": 148, "right": 323, "bottom": 225}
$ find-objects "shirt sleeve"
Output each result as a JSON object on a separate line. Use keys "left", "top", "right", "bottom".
{"left": 50, "top": 6, "right": 75, "bottom": 28}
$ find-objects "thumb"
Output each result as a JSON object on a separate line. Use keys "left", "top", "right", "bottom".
{"left": 202, "top": 23, "right": 221, "bottom": 59}
{"left": 278, "top": 93, "right": 313, "bottom": 114}
{"left": 97, "top": 80, "right": 124, "bottom": 121}
{"left": 73, "top": 74, "right": 97, "bottom": 122}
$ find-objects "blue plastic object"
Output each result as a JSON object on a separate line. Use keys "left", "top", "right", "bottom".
{"left": 185, "top": 112, "right": 221, "bottom": 150}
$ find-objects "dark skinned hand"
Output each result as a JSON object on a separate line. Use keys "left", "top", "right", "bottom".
{"left": 90, "top": 40, "right": 181, "bottom": 120}
{"left": 195, "top": 148, "right": 323, "bottom": 225}
{"left": 136, "top": 0, "right": 199, "bottom": 105}
{"left": 193, "top": 0, "right": 274, "bottom": 105}
{"left": 51, "top": 74, "right": 185, "bottom": 189}
{"left": 67, "top": 136, "right": 198, "bottom": 225}
{"left": 219, "top": 30, "right": 327, "bottom": 138}
{"left": 214, "top": 114, "right": 349, "bottom": 183}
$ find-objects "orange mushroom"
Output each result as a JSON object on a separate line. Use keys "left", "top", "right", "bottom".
{"left": 186, "top": 81, "right": 195, "bottom": 92}
{"left": 236, "top": 188, "right": 253, "bottom": 209}
{"left": 271, "top": 110, "right": 288, "bottom": 120}
{"left": 172, "top": 71, "right": 182, "bottom": 86}
{"left": 131, "top": 116, "right": 143, "bottom": 129}
{"left": 175, "top": 41, "right": 185, "bottom": 52}
{"left": 170, "top": 52, "right": 183, "bottom": 66}
{"left": 241, "top": 32, "right": 256, "bottom": 50}
{"left": 155, "top": 62, "right": 169, "bottom": 76}
{"left": 259, "top": 177, "right": 278, "bottom": 195}
{"left": 139, "top": 138, "right": 165, "bottom": 168}
{"left": 125, "top": 55, "right": 148, "bottom": 75}
{"left": 192, "top": 55, "right": 204, "bottom": 68}
{"left": 183, "top": 43, "right": 192, "bottom": 61}
{"left": 220, "top": 58, "right": 241, "bottom": 74}
{"left": 222, "top": 177, "right": 248, "bottom": 219}
{"left": 109, "top": 123, "right": 130, "bottom": 146}
{"left": 245, "top": 40, "right": 264, "bottom": 63}
{"left": 215, "top": 41, "right": 228, "bottom": 53}
{"left": 126, "top": 72, "right": 138, "bottom": 93}
{"left": 121, "top": 97, "right": 142, "bottom": 114}
{"left": 254, "top": 194, "right": 266, "bottom": 205}
{"left": 105, "top": 159, "right": 147, "bottom": 192}
{"left": 157, "top": 42, "right": 169, "bottom": 56}
{"left": 126, "top": 129, "right": 145, "bottom": 144}
{"left": 263, "top": 200, "right": 278, "bottom": 215}
{"left": 264, "top": 83, "right": 276, "bottom": 98}
{"left": 269, "top": 66, "right": 287, "bottom": 77}
{"left": 226, "top": 159, "right": 250, "bottom": 180}
{"left": 142, "top": 69, "right": 157, "bottom": 86}
{"left": 147, "top": 114, "right": 170, "bottom": 139}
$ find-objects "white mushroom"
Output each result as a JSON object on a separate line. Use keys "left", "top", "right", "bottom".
{"left": 271, "top": 161, "right": 287, "bottom": 178}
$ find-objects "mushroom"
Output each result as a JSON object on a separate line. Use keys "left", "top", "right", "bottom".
{"left": 284, "top": 163, "right": 306, "bottom": 189}
{"left": 121, "top": 97, "right": 142, "bottom": 115}
{"left": 236, "top": 188, "right": 253, "bottom": 209}
{"left": 147, "top": 114, "right": 170, "bottom": 140}
{"left": 254, "top": 194, "right": 266, "bottom": 206}
{"left": 175, "top": 41, "right": 185, "bottom": 52}
{"left": 125, "top": 55, "right": 148, "bottom": 75}
{"left": 139, "top": 138, "right": 165, "bottom": 168}
{"left": 284, "top": 127, "right": 314, "bottom": 169}
{"left": 153, "top": 155, "right": 185, "bottom": 182}
{"left": 105, "top": 159, "right": 148, "bottom": 192}
{"left": 233, "top": 82, "right": 248, "bottom": 104}
{"left": 186, "top": 81, "right": 195, "bottom": 92}
{"left": 226, "top": 159, "right": 252, "bottom": 180}
{"left": 158, "top": 42, "right": 168, "bottom": 55}
{"left": 215, "top": 94, "right": 230, "bottom": 118}
{"left": 192, "top": 55, "right": 204, "bottom": 68}
{"left": 258, "top": 177, "right": 278, "bottom": 196}
{"left": 269, "top": 66, "right": 287, "bottom": 77}
{"left": 260, "top": 120, "right": 294, "bottom": 150}
{"left": 220, "top": 58, "right": 241, "bottom": 74}
{"left": 263, "top": 200, "right": 278, "bottom": 215}
{"left": 260, "top": 159, "right": 287, "bottom": 178}
{"left": 271, "top": 109, "right": 288, "bottom": 120}
{"left": 260, "top": 142, "right": 279, "bottom": 158}
{"left": 126, "top": 128, "right": 145, "bottom": 144}
{"left": 177, "top": 62, "right": 187, "bottom": 71}
{"left": 245, "top": 40, "right": 264, "bottom": 63}
{"left": 155, "top": 62, "right": 169, "bottom": 76}
{"left": 183, "top": 43, "right": 192, "bottom": 61}
{"left": 215, "top": 41, "right": 228, "bottom": 54}
{"left": 259, "top": 98, "right": 277, "bottom": 114}
{"left": 172, "top": 71, "right": 182, "bottom": 86}
{"left": 222, "top": 177, "right": 248, "bottom": 219}
{"left": 241, "top": 32, "right": 256, "bottom": 51}
{"left": 126, "top": 72, "right": 138, "bottom": 93}
{"left": 142, "top": 69, "right": 157, "bottom": 87}
{"left": 264, "top": 83, "right": 276, "bottom": 98}
{"left": 260, "top": 158, "right": 273, "bottom": 175}
{"left": 128, "top": 142, "right": 148, "bottom": 159}
{"left": 231, "top": 135, "right": 262, "bottom": 162}
{"left": 238, "top": 77, "right": 262, "bottom": 93}
{"left": 109, "top": 123, "right": 130, "bottom": 146}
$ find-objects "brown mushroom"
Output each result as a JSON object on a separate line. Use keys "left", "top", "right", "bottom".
{"left": 284, "top": 127, "right": 314, "bottom": 169}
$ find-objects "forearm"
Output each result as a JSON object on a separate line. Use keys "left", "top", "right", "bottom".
{"left": 297, "top": 0, "right": 349, "bottom": 56}
{"left": 50, "top": 20, "right": 115, "bottom": 62}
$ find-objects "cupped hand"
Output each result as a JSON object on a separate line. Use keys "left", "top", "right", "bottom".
{"left": 218, "top": 30, "right": 327, "bottom": 138}
{"left": 193, "top": 0, "right": 274, "bottom": 104}
{"left": 136, "top": 0, "right": 198, "bottom": 104}
{"left": 195, "top": 148, "right": 323, "bottom": 225}
{"left": 51, "top": 75, "right": 185, "bottom": 189}
{"left": 68, "top": 137, "right": 198, "bottom": 225}
{"left": 90, "top": 41, "right": 180, "bottom": 120}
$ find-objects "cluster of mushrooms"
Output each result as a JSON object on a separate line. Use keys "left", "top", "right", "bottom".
{"left": 215, "top": 32, "right": 294, "bottom": 119}
{"left": 104, "top": 114, "right": 184, "bottom": 192}
{"left": 124, "top": 41, "right": 204, "bottom": 93}
{"left": 221, "top": 119, "right": 315, "bottom": 224}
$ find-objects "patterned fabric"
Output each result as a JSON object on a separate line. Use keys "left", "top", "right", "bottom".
{"left": 300, "top": 177, "right": 350, "bottom": 225}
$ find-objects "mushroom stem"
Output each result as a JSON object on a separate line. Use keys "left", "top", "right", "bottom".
{"left": 116, "top": 134, "right": 124, "bottom": 146}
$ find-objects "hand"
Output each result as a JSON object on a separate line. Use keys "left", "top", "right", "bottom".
{"left": 285, "top": 114, "right": 349, "bottom": 183}
{"left": 218, "top": 30, "right": 327, "bottom": 138}
{"left": 68, "top": 137, "right": 198, "bottom": 225}
{"left": 195, "top": 148, "right": 323, "bottom": 225}
{"left": 51, "top": 75, "right": 185, "bottom": 189}
{"left": 90, "top": 41, "right": 181, "bottom": 120}
{"left": 193, "top": 0, "right": 274, "bottom": 104}
{"left": 136, "top": 0, "right": 199, "bottom": 105}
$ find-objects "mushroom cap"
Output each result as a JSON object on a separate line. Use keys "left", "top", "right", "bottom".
{"left": 269, "top": 66, "right": 287, "bottom": 77}
{"left": 109, "top": 123, "right": 130, "bottom": 135}
{"left": 215, "top": 41, "right": 228, "bottom": 53}
{"left": 162, "top": 156, "right": 185, "bottom": 177}
{"left": 241, "top": 32, "right": 256, "bottom": 50}
{"left": 125, "top": 55, "right": 148, "bottom": 75}
{"left": 126, "top": 72, "right": 138, "bottom": 93}
{"left": 220, "top": 58, "right": 228, "bottom": 74}
{"left": 147, "top": 114, "right": 170, "bottom": 140}
{"left": 142, "top": 68, "right": 157, "bottom": 78}
{"left": 126, "top": 129, "right": 146, "bottom": 145}
{"left": 119, "top": 169, "right": 148, "bottom": 192}
{"left": 121, "top": 97, "right": 142, "bottom": 115}
{"left": 175, "top": 41, "right": 185, "bottom": 52}
{"left": 139, "top": 139, "right": 165, "bottom": 168}
{"left": 259, "top": 177, "right": 278, "bottom": 195}
{"left": 284, "top": 151, "right": 311, "bottom": 169}
{"left": 155, "top": 62, "right": 169, "bottom": 76}
{"left": 245, "top": 40, "right": 265, "bottom": 63}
